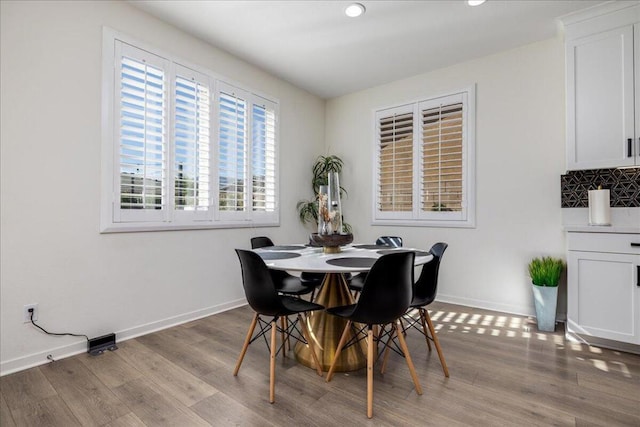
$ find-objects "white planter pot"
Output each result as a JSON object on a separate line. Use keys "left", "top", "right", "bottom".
{"left": 531, "top": 284, "right": 558, "bottom": 332}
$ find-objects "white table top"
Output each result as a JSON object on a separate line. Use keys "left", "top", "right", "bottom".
{"left": 253, "top": 244, "right": 433, "bottom": 273}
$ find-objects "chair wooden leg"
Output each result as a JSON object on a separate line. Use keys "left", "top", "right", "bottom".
{"left": 326, "top": 320, "right": 352, "bottom": 382}
{"left": 398, "top": 317, "right": 407, "bottom": 336}
{"left": 298, "top": 314, "right": 323, "bottom": 377}
{"left": 270, "top": 319, "right": 277, "bottom": 403}
{"left": 367, "top": 326, "right": 374, "bottom": 419}
{"left": 395, "top": 320, "right": 423, "bottom": 396}
{"left": 419, "top": 308, "right": 432, "bottom": 351}
{"left": 234, "top": 313, "right": 258, "bottom": 376}
{"left": 424, "top": 309, "right": 449, "bottom": 377}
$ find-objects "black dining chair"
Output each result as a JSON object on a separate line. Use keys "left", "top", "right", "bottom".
{"left": 348, "top": 236, "right": 403, "bottom": 296}
{"left": 376, "top": 236, "right": 403, "bottom": 247}
{"left": 250, "top": 236, "right": 320, "bottom": 299}
{"left": 233, "top": 249, "right": 324, "bottom": 403}
{"left": 402, "top": 242, "right": 449, "bottom": 377}
{"left": 251, "top": 237, "right": 325, "bottom": 292}
{"left": 250, "top": 236, "right": 275, "bottom": 249}
{"left": 325, "top": 251, "right": 422, "bottom": 418}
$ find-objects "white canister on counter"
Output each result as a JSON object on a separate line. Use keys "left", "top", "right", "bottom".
{"left": 588, "top": 187, "right": 611, "bottom": 226}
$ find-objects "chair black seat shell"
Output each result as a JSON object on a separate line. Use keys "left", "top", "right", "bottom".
{"left": 348, "top": 236, "right": 403, "bottom": 294}
{"left": 250, "top": 236, "right": 321, "bottom": 298}
{"left": 233, "top": 249, "right": 324, "bottom": 403}
{"left": 326, "top": 251, "right": 422, "bottom": 418}
{"left": 404, "top": 242, "right": 449, "bottom": 377}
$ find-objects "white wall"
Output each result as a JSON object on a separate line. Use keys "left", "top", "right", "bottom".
{"left": 0, "top": 1, "right": 325, "bottom": 374}
{"left": 326, "top": 37, "right": 567, "bottom": 317}
{"left": 1, "top": 1, "right": 570, "bottom": 375}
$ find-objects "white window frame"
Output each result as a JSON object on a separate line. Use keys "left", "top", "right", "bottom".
{"left": 372, "top": 86, "right": 476, "bottom": 228}
{"left": 101, "top": 28, "right": 280, "bottom": 232}
{"left": 215, "top": 82, "right": 279, "bottom": 226}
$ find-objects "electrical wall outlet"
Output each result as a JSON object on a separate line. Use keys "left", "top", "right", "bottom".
{"left": 23, "top": 303, "right": 38, "bottom": 323}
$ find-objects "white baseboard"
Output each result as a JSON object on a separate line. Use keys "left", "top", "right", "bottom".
{"left": 566, "top": 330, "right": 640, "bottom": 355}
{"left": 3, "top": 295, "right": 570, "bottom": 376}
{"left": 1, "top": 298, "right": 247, "bottom": 377}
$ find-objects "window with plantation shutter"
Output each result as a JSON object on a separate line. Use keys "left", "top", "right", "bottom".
{"left": 373, "top": 88, "right": 475, "bottom": 228}
{"left": 420, "top": 96, "right": 464, "bottom": 216}
{"left": 218, "top": 86, "right": 248, "bottom": 217}
{"left": 173, "top": 66, "right": 212, "bottom": 220}
{"left": 252, "top": 102, "right": 277, "bottom": 214}
{"left": 115, "top": 43, "right": 168, "bottom": 223}
{"left": 101, "top": 30, "right": 279, "bottom": 232}
{"left": 376, "top": 106, "right": 414, "bottom": 217}
{"left": 217, "top": 83, "right": 279, "bottom": 223}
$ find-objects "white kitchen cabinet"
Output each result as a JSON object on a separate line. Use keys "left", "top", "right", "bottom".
{"left": 563, "top": 3, "right": 640, "bottom": 171}
{"left": 567, "top": 232, "right": 640, "bottom": 346}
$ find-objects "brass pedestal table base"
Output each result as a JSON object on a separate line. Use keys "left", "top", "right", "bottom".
{"left": 295, "top": 273, "right": 366, "bottom": 372}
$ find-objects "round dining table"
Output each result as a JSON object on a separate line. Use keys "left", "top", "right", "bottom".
{"left": 253, "top": 243, "right": 433, "bottom": 372}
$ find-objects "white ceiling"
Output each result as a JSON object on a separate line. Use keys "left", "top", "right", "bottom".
{"left": 129, "top": 0, "right": 604, "bottom": 99}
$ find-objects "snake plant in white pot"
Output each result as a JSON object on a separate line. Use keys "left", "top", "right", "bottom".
{"left": 528, "top": 257, "right": 564, "bottom": 332}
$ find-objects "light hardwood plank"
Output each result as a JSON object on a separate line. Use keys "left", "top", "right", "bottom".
{"left": 0, "top": 392, "right": 17, "bottom": 427}
{"left": 0, "top": 367, "right": 57, "bottom": 410}
{"left": 136, "top": 328, "right": 224, "bottom": 378}
{"left": 111, "top": 378, "right": 209, "bottom": 426}
{"left": 473, "top": 366, "right": 639, "bottom": 425}
{"left": 8, "top": 395, "right": 80, "bottom": 427}
{"left": 190, "top": 393, "right": 277, "bottom": 426}
{"left": 153, "top": 324, "right": 210, "bottom": 345}
{"left": 1, "top": 302, "right": 638, "bottom": 426}
{"left": 103, "top": 412, "right": 147, "bottom": 427}
{"left": 39, "top": 358, "right": 130, "bottom": 425}
{"left": 113, "top": 339, "right": 218, "bottom": 407}
{"left": 78, "top": 350, "right": 144, "bottom": 389}
{"left": 577, "top": 370, "right": 640, "bottom": 402}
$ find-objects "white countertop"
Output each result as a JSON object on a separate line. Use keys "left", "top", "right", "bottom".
{"left": 564, "top": 225, "right": 640, "bottom": 234}
{"left": 562, "top": 207, "right": 640, "bottom": 234}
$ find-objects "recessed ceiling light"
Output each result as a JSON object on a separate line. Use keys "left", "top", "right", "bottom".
{"left": 345, "top": 3, "right": 366, "bottom": 18}
{"left": 468, "top": 0, "right": 486, "bottom": 6}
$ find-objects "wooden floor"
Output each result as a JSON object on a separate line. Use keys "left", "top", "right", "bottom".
{"left": 1, "top": 301, "right": 639, "bottom": 426}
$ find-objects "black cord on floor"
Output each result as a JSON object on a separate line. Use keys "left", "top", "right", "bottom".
{"left": 30, "top": 311, "right": 89, "bottom": 342}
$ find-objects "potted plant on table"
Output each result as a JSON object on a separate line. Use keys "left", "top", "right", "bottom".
{"left": 296, "top": 155, "right": 351, "bottom": 234}
{"left": 528, "top": 256, "right": 565, "bottom": 332}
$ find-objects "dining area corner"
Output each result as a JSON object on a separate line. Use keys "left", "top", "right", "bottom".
{"left": 233, "top": 236, "right": 445, "bottom": 418}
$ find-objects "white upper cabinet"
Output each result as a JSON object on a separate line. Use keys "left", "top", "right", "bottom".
{"left": 563, "top": 3, "right": 640, "bottom": 171}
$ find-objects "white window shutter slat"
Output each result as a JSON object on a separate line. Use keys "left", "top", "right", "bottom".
{"left": 252, "top": 102, "right": 277, "bottom": 213}
{"left": 218, "top": 87, "right": 248, "bottom": 216}
{"left": 103, "top": 32, "right": 280, "bottom": 232}
{"left": 374, "top": 89, "right": 474, "bottom": 227}
{"left": 376, "top": 108, "right": 414, "bottom": 214}
{"left": 116, "top": 43, "right": 168, "bottom": 222}
{"left": 419, "top": 100, "right": 464, "bottom": 213}
{"left": 173, "top": 65, "right": 212, "bottom": 220}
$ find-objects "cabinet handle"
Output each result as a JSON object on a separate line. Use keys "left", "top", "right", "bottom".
{"left": 638, "top": 266, "right": 640, "bottom": 287}
{"left": 628, "top": 138, "right": 633, "bottom": 157}
{"left": 632, "top": 243, "right": 640, "bottom": 247}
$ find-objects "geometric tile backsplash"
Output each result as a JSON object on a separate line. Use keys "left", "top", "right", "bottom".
{"left": 561, "top": 167, "right": 640, "bottom": 208}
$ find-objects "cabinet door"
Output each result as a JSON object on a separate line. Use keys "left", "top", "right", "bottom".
{"left": 567, "top": 251, "right": 639, "bottom": 344}
{"left": 566, "top": 25, "right": 635, "bottom": 170}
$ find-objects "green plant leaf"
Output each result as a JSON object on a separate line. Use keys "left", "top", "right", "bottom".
{"left": 528, "top": 256, "right": 564, "bottom": 287}
{"left": 298, "top": 154, "right": 349, "bottom": 229}
{"left": 296, "top": 200, "right": 318, "bottom": 224}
